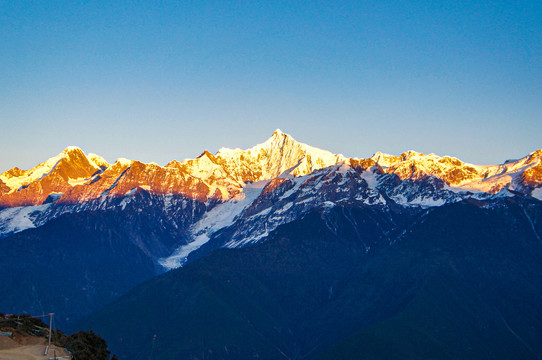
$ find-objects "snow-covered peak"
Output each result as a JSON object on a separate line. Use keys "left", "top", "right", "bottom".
{"left": 0, "top": 149, "right": 75, "bottom": 192}
{"left": 253, "top": 130, "right": 344, "bottom": 165}
{"left": 368, "top": 148, "right": 542, "bottom": 193}
{"left": 87, "top": 153, "right": 109, "bottom": 169}
{"left": 215, "top": 147, "right": 243, "bottom": 158}
{"left": 371, "top": 150, "right": 443, "bottom": 168}
{"left": 195, "top": 150, "right": 218, "bottom": 162}
{"left": 0, "top": 147, "right": 108, "bottom": 196}
{"left": 370, "top": 152, "right": 399, "bottom": 168}
{"left": 526, "top": 149, "right": 542, "bottom": 164}
{"left": 215, "top": 130, "right": 345, "bottom": 181}
{"left": 115, "top": 158, "right": 134, "bottom": 166}
{"left": 2, "top": 136, "right": 542, "bottom": 210}
{"left": 383, "top": 151, "right": 480, "bottom": 184}
{"left": 399, "top": 150, "right": 425, "bottom": 160}
{"left": 62, "top": 146, "right": 84, "bottom": 154}
{"left": 247, "top": 128, "right": 296, "bottom": 152}
{"left": 58, "top": 146, "right": 95, "bottom": 166}
{"left": 181, "top": 151, "right": 228, "bottom": 180}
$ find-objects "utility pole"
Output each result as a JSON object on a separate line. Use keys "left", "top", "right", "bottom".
{"left": 44, "top": 313, "right": 54, "bottom": 355}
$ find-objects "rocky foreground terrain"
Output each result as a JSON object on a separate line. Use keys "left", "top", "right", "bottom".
{"left": 0, "top": 314, "right": 114, "bottom": 360}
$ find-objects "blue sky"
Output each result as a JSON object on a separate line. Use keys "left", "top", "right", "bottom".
{"left": 1, "top": 0, "right": 541, "bottom": 171}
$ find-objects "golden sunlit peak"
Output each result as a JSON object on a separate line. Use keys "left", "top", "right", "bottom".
{"left": 115, "top": 158, "right": 133, "bottom": 166}
{"left": 62, "top": 146, "right": 84, "bottom": 154}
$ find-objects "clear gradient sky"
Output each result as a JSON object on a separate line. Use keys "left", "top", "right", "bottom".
{"left": 1, "top": 0, "right": 541, "bottom": 172}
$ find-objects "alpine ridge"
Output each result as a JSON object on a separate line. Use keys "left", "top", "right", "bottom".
{"left": 1, "top": 130, "right": 542, "bottom": 340}
{"left": 1, "top": 130, "right": 542, "bottom": 265}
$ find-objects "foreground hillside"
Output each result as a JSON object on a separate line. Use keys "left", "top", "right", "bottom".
{"left": 0, "top": 314, "right": 114, "bottom": 360}
{"left": 79, "top": 197, "right": 542, "bottom": 359}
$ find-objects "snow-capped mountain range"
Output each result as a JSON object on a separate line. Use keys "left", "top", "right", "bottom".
{"left": 1, "top": 130, "right": 541, "bottom": 268}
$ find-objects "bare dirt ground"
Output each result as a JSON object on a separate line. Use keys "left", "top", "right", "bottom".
{"left": 0, "top": 335, "right": 71, "bottom": 360}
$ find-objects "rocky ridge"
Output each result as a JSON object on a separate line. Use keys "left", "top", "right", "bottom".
{"left": 2, "top": 130, "right": 540, "bottom": 208}
{"left": 1, "top": 130, "right": 541, "bottom": 268}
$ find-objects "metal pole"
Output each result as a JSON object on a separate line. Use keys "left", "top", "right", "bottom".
{"left": 45, "top": 313, "right": 53, "bottom": 355}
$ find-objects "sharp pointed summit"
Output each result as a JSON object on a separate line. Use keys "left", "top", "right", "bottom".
{"left": 1, "top": 133, "right": 542, "bottom": 209}
{"left": 61, "top": 145, "right": 84, "bottom": 154}
{"left": 2, "top": 133, "right": 542, "bottom": 350}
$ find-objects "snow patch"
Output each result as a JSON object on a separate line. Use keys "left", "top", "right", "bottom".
{"left": 249, "top": 206, "right": 273, "bottom": 218}
{"left": 360, "top": 170, "right": 379, "bottom": 189}
{"left": 68, "top": 177, "right": 90, "bottom": 186}
{"left": 159, "top": 180, "right": 270, "bottom": 269}
{"left": 115, "top": 158, "right": 133, "bottom": 166}
{"left": 158, "top": 233, "right": 210, "bottom": 269}
{"left": 280, "top": 176, "right": 306, "bottom": 200}
{"left": 392, "top": 194, "right": 446, "bottom": 208}
{"left": 87, "top": 153, "right": 109, "bottom": 168}
{"left": 0, "top": 204, "right": 51, "bottom": 235}
{"left": 275, "top": 202, "right": 293, "bottom": 214}
{"left": 532, "top": 188, "right": 542, "bottom": 201}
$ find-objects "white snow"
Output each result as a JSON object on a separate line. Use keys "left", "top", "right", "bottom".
{"left": 370, "top": 152, "right": 397, "bottom": 168}
{"left": 163, "top": 195, "right": 174, "bottom": 211}
{"left": 87, "top": 153, "right": 109, "bottom": 168}
{"left": 158, "top": 233, "right": 211, "bottom": 269}
{"left": 360, "top": 169, "right": 379, "bottom": 189}
{"left": 0, "top": 152, "right": 65, "bottom": 192}
{"left": 249, "top": 206, "right": 273, "bottom": 218}
{"left": 115, "top": 158, "right": 133, "bottom": 166}
{"left": 159, "top": 180, "right": 270, "bottom": 269}
{"left": 215, "top": 130, "right": 345, "bottom": 181}
{"left": 392, "top": 195, "right": 446, "bottom": 208}
{"left": 409, "top": 197, "right": 446, "bottom": 207}
{"left": 119, "top": 194, "right": 133, "bottom": 210}
{"left": 275, "top": 202, "right": 293, "bottom": 214}
{"left": 68, "top": 177, "right": 91, "bottom": 186}
{"left": 227, "top": 230, "right": 270, "bottom": 248}
{"left": 279, "top": 176, "right": 306, "bottom": 200}
{"left": 532, "top": 188, "right": 542, "bottom": 201}
{"left": 63, "top": 146, "right": 82, "bottom": 152}
{"left": 0, "top": 204, "right": 51, "bottom": 235}
{"left": 215, "top": 147, "right": 243, "bottom": 158}
{"left": 0, "top": 147, "right": 109, "bottom": 193}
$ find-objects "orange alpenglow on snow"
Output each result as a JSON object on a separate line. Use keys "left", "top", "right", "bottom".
{"left": 0, "top": 130, "right": 542, "bottom": 208}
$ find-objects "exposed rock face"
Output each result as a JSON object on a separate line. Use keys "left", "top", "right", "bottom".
{"left": 0, "top": 147, "right": 107, "bottom": 207}
{"left": 174, "top": 129, "right": 345, "bottom": 196}
{"left": 58, "top": 161, "right": 212, "bottom": 204}
{"left": 1, "top": 131, "right": 542, "bottom": 335}
{"left": 1, "top": 131, "right": 542, "bottom": 267}
{"left": 522, "top": 163, "right": 542, "bottom": 188}
{"left": 0, "top": 179, "right": 9, "bottom": 196}
{"left": 0, "top": 130, "right": 345, "bottom": 207}
{"left": 377, "top": 152, "right": 480, "bottom": 185}
{"left": 2, "top": 132, "right": 541, "bottom": 210}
